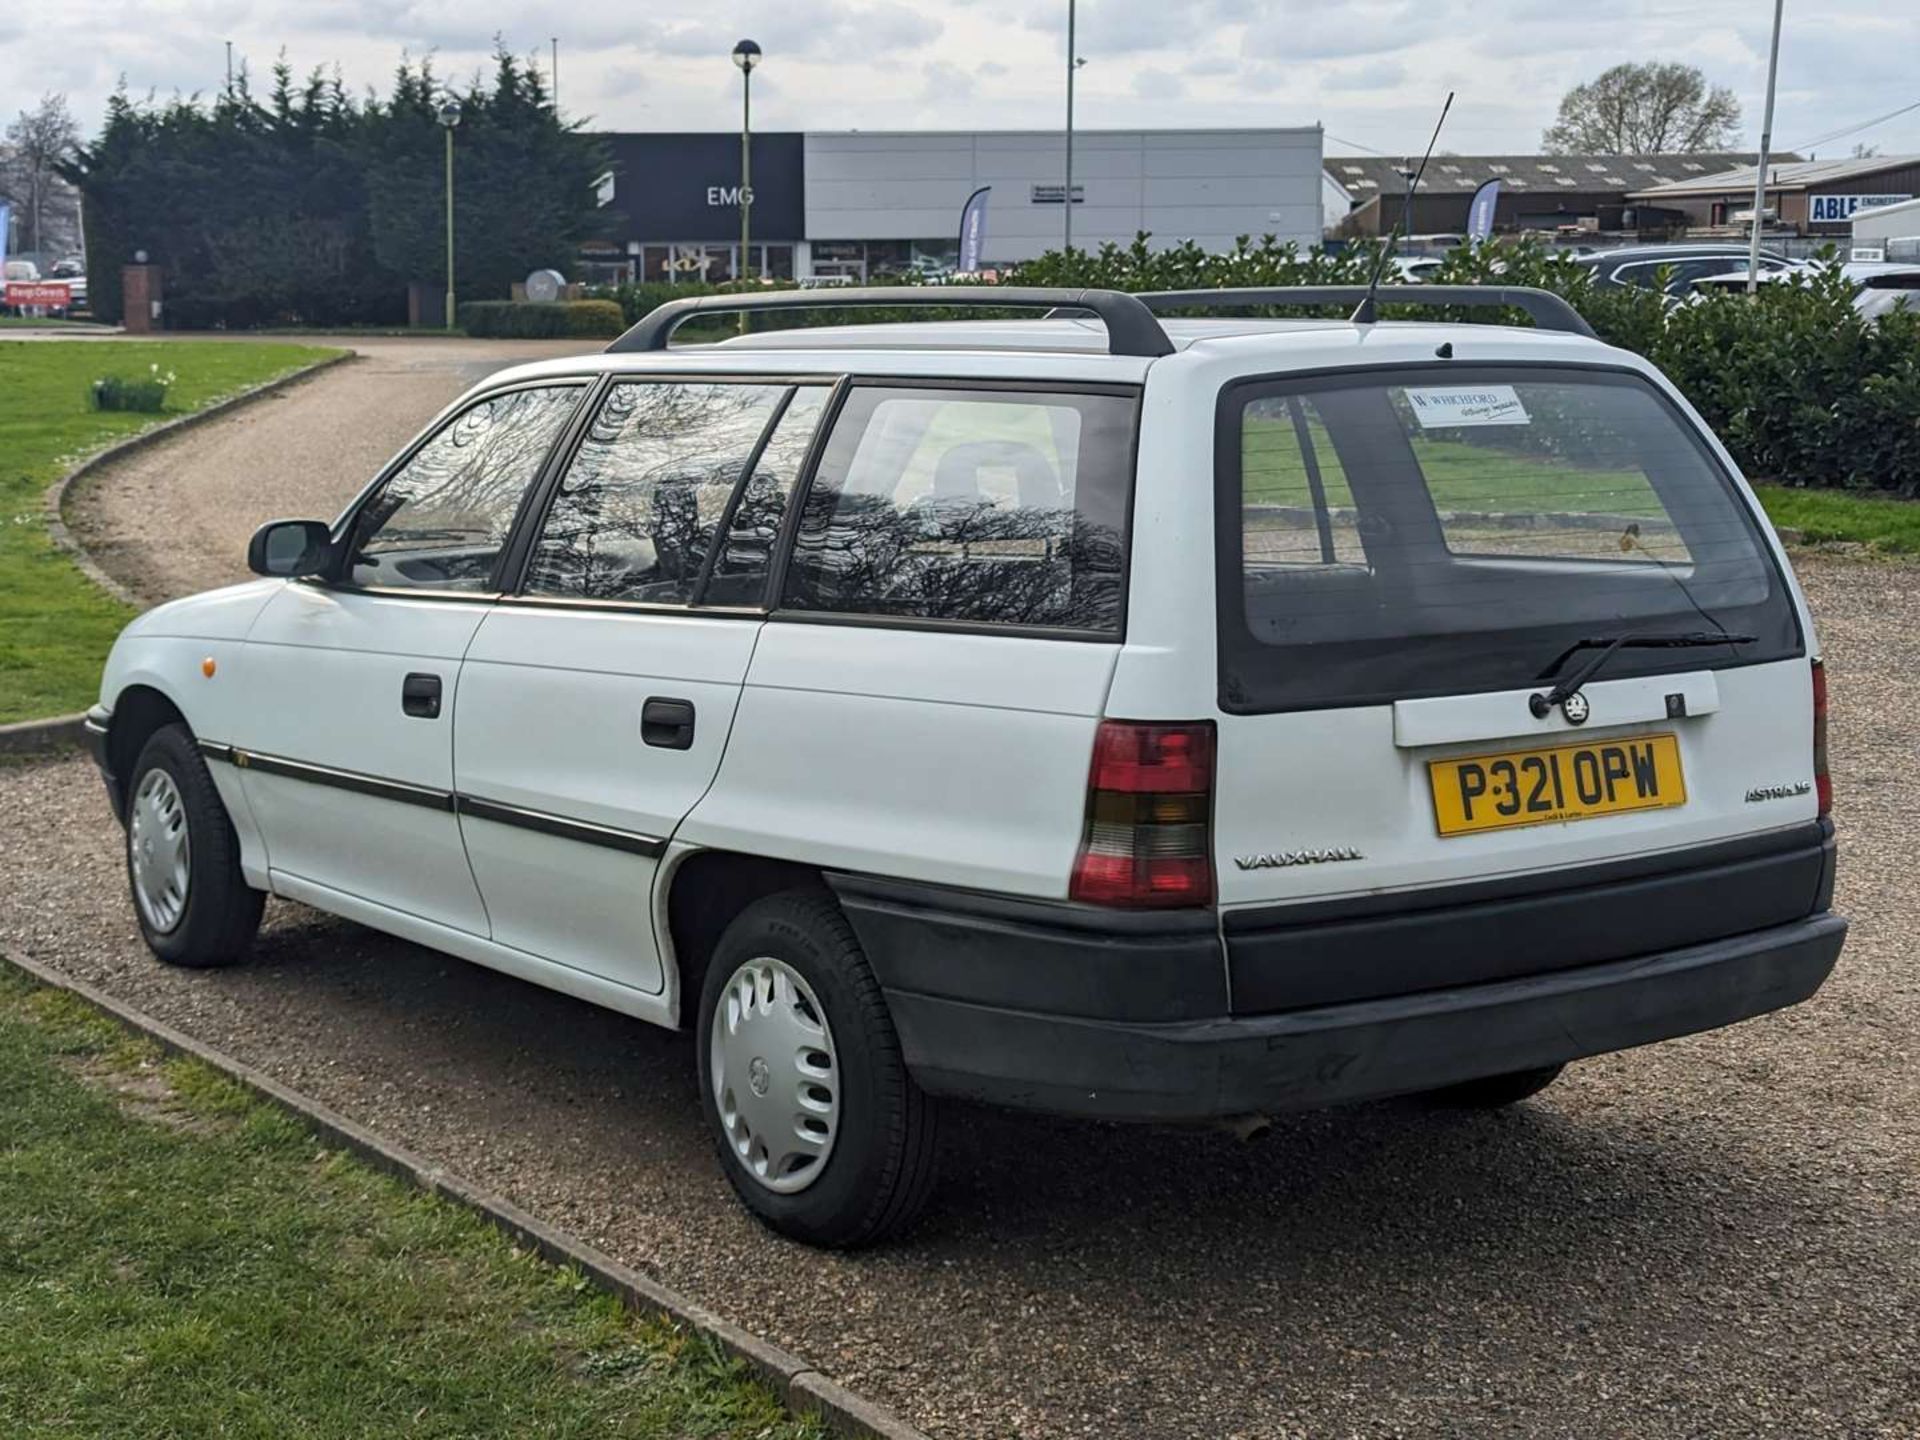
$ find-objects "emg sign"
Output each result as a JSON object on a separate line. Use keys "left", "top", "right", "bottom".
{"left": 1809, "top": 193, "right": 1911, "bottom": 224}
{"left": 706, "top": 185, "right": 755, "bottom": 207}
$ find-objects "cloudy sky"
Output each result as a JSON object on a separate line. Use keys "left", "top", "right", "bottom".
{"left": 5, "top": 0, "right": 1916, "bottom": 160}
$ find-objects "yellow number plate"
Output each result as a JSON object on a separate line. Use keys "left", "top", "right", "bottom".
{"left": 1429, "top": 733, "right": 1687, "bottom": 837}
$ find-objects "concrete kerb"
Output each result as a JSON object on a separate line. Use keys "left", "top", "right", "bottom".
{"left": 0, "top": 944, "right": 930, "bottom": 1440}
{"left": 41, "top": 350, "right": 359, "bottom": 612}
{"left": 0, "top": 714, "right": 86, "bottom": 757}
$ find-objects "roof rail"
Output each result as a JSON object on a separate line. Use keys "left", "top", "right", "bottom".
{"left": 605, "top": 286, "right": 1177, "bottom": 357}
{"left": 1137, "top": 285, "right": 1599, "bottom": 339}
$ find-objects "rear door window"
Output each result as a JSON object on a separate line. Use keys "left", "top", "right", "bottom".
{"left": 779, "top": 385, "right": 1136, "bottom": 634}
{"left": 1219, "top": 365, "right": 1801, "bottom": 713}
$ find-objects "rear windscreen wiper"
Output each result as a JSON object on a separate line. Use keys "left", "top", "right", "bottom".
{"left": 1530, "top": 631, "right": 1756, "bottom": 719}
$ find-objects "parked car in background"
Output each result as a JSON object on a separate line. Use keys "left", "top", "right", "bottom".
{"left": 83, "top": 285, "right": 1846, "bottom": 1246}
{"left": 1391, "top": 255, "right": 1445, "bottom": 283}
{"left": 1576, "top": 244, "right": 1797, "bottom": 297}
{"left": 1684, "top": 260, "right": 1920, "bottom": 321}
{"left": 1842, "top": 262, "right": 1920, "bottom": 321}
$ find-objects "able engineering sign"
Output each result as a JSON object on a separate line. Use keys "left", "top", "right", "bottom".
{"left": 1809, "top": 194, "right": 1912, "bottom": 225}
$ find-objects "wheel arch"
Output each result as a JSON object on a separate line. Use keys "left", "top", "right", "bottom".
{"left": 105, "top": 683, "right": 191, "bottom": 801}
{"left": 659, "top": 847, "right": 824, "bottom": 1025}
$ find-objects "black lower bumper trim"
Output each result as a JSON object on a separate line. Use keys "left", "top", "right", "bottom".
{"left": 886, "top": 913, "right": 1846, "bottom": 1120}
{"left": 82, "top": 705, "right": 124, "bottom": 821}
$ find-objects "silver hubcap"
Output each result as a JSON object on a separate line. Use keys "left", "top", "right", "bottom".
{"left": 129, "top": 767, "right": 191, "bottom": 933}
{"left": 709, "top": 957, "right": 838, "bottom": 1194}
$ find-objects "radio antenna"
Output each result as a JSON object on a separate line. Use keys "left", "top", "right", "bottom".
{"left": 1352, "top": 91, "right": 1454, "bottom": 325}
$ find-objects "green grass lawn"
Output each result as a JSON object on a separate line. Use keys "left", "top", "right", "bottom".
{"left": 0, "top": 340, "right": 338, "bottom": 724}
{"left": 0, "top": 970, "right": 826, "bottom": 1440}
{"left": 1752, "top": 484, "right": 1920, "bottom": 554}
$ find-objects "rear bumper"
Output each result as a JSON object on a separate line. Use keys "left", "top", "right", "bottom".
{"left": 831, "top": 851, "right": 1846, "bottom": 1121}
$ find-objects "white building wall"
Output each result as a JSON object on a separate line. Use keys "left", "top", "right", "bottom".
{"left": 803, "top": 128, "right": 1324, "bottom": 262}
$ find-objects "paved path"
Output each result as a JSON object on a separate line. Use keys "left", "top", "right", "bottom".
{"left": 17, "top": 363, "right": 1920, "bottom": 1435}
{"left": 66, "top": 335, "right": 579, "bottom": 605}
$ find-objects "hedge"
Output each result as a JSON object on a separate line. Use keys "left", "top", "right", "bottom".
{"left": 1014, "top": 234, "right": 1920, "bottom": 497}
{"left": 458, "top": 298, "right": 625, "bottom": 339}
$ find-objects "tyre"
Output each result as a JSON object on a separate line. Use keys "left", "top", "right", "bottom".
{"left": 1420, "top": 1064, "right": 1565, "bottom": 1109}
{"left": 696, "top": 888, "right": 938, "bottom": 1248}
{"left": 124, "top": 724, "right": 264, "bottom": 968}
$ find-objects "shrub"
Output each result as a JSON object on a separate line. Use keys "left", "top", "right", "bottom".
{"left": 90, "top": 364, "right": 174, "bottom": 412}
{"left": 1008, "top": 233, "right": 1920, "bottom": 497}
{"left": 458, "top": 299, "right": 625, "bottom": 340}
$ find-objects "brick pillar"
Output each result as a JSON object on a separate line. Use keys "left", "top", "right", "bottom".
{"left": 121, "top": 265, "right": 164, "bottom": 333}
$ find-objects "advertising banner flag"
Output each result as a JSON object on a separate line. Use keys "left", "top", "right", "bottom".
{"left": 957, "top": 186, "right": 991, "bottom": 273}
{"left": 1466, "top": 178, "right": 1502, "bottom": 243}
{"left": 0, "top": 204, "right": 11, "bottom": 267}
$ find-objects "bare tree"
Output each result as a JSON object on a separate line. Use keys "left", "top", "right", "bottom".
{"left": 1542, "top": 63, "right": 1742, "bottom": 155}
{"left": 3, "top": 93, "right": 81, "bottom": 257}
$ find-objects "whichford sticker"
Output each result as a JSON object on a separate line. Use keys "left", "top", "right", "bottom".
{"left": 1234, "top": 846, "right": 1364, "bottom": 871}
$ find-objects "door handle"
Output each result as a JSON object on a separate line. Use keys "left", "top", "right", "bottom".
{"left": 401, "top": 672, "right": 442, "bottom": 719}
{"left": 641, "top": 697, "right": 695, "bottom": 750}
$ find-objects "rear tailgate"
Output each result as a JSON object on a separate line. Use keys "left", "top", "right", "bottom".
{"left": 1209, "top": 361, "right": 1824, "bottom": 1005}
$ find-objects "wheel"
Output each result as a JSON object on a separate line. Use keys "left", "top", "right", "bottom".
{"left": 125, "top": 724, "right": 264, "bottom": 967}
{"left": 696, "top": 888, "right": 938, "bottom": 1248}
{"left": 1421, "top": 1064, "right": 1565, "bottom": 1109}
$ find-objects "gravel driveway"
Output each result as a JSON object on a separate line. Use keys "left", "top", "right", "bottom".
{"left": 12, "top": 361, "right": 1919, "bottom": 1436}
{"left": 2, "top": 553, "right": 1914, "bottom": 1438}
{"left": 65, "top": 335, "right": 578, "bottom": 606}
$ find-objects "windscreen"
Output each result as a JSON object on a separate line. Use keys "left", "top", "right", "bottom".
{"left": 1216, "top": 365, "right": 1802, "bottom": 713}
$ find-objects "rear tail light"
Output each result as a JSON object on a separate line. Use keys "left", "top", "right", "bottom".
{"left": 1069, "top": 720, "right": 1216, "bottom": 907}
{"left": 1812, "top": 659, "right": 1831, "bottom": 816}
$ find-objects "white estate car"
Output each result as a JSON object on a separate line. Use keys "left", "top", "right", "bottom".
{"left": 86, "top": 286, "right": 1846, "bottom": 1247}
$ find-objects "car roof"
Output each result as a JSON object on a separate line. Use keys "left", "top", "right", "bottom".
{"left": 1582, "top": 244, "right": 1785, "bottom": 262}
{"left": 478, "top": 316, "right": 1626, "bottom": 392}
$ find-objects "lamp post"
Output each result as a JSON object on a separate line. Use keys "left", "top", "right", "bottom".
{"left": 733, "top": 39, "right": 761, "bottom": 295}
{"left": 1064, "top": 4, "right": 1086, "bottom": 253}
{"left": 437, "top": 96, "right": 462, "bottom": 332}
{"left": 1747, "top": 0, "right": 1785, "bottom": 296}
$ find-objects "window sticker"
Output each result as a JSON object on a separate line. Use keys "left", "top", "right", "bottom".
{"left": 1404, "top": 385, "right": 1531, "bottom": 428}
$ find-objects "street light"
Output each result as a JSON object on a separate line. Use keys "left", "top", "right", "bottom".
{"left": 733, "top": 39, "right": 761, "bottom": 299}
{"left": 1064, "top": 3, "right": 1086, "bottom": 253}
{"left": 438, "top": 96, "right": 462, "bottom": 332}
{"left": 1747, "top": 0, "right": 1785, "bottom": 296}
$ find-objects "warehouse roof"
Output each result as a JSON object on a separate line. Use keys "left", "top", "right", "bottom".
{"left": 1628, "top": 153, "right": 1920, "bottom": 200}
{"left": 1326, "top": 152, "right": 1776, "bottom": 200}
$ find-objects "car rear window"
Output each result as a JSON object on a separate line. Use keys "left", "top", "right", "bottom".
{"left": 780, "top": 384, "right": 1136, "bottom": 634}
{"left": 1218, "top": 365, "right": 1802, "bottom": 713}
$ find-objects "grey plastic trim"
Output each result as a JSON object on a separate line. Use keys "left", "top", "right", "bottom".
{"left": 1138, "top": 285, "right": 1600, "bottom": 339}
{"left": 198, "top": 741, "right": 666, "bottom": 856}
{"left": 606, "top": 286, "right": 1177, "bottom": 358}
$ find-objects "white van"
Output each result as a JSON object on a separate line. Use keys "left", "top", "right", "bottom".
{"left": 86, "top": 286, "right": 1845, "bottom": 1246}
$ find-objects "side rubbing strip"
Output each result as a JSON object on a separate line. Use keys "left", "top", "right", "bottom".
{"left": 454, "top": 794, "right": 667, "bottom": 858}
{"left": 199, "top": 740, "right": 666, "bottom": 857}
{"left": 200, "top": 743, "right": 454, "bottom": 812}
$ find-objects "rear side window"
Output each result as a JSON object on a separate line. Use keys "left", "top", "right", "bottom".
{"left": 1220, "top": 365, "right": 1801, "bottom": 713}
{"left": 780, "top": 385, "right": 1136, "bottom": 634}
{"left": 524, "top": 381, "right": 822, "bottom": 606}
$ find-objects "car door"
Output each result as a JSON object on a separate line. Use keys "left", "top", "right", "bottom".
{"left": 451, "top": 378, "right": 832, "bottom": 993}
{"left": 229, "top": 381, "right": 587, "bottom": 935}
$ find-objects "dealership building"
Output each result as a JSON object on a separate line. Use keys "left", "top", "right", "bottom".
{"left": 580, "top": 127, "right": 1324, "bottom": 284}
